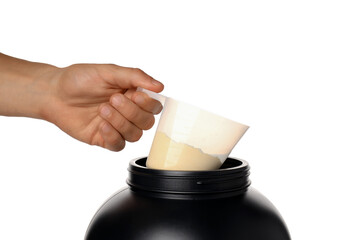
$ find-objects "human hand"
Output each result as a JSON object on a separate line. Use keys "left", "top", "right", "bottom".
{"left": 42, "top": 64, "right": 164, "bottom": 151}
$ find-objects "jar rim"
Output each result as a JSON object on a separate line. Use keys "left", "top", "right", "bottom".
{"left": 127, "top": 157, "right": 251, "bottom": 200}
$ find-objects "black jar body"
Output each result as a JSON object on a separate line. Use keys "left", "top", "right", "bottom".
{"left": 85, "top": 157, "right": 291, "bottom": 240}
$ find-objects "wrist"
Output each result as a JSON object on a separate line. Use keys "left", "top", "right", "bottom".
{"left": 0, "top": 53, "right": 60, "bottom": 120}
{"left": 31, "top": 64, "right": 62, "bottom": 121}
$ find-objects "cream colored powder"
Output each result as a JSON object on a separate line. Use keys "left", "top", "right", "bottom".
{"left": 146, "top": 131, "right": 222, "bottom": 171}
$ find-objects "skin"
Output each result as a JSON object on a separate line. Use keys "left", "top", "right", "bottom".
{"left": 0, "top": 53, "right": 164, "bottom": 151}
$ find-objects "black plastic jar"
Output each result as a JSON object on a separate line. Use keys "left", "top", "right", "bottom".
{"left": 85, "top": 157, "right": 291, "bottom": 240}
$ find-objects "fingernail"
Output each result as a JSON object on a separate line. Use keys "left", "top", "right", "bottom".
{"left": 151, "top": 79, "right": 162, "bottom": 86}
{"left": 153, "top": 104, "right": 163, "bottom": 114}
{"left": 111, "top": 95, "right": 122, "bottom": 106}
{"left": 134, "top": 94, "right": 145, "bottom": 104}
{"left": 101, "top": 106, "right": 111, "bottom": 117}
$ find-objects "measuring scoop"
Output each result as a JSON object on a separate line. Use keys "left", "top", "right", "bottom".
{"left": 137, "top": 87, "right": 249, "bottom": 171}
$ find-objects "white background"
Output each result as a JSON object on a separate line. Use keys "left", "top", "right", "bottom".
{"left": 1, "top": 0, "right": 359, "bottom": 239}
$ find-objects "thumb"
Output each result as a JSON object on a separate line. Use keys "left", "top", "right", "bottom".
{"left": 105, "top": 65, "right": 164, "bottom": 93}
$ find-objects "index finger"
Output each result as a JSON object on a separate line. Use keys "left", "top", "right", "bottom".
{"left": 102, "top": 65, "right": 164, "bottom": 93}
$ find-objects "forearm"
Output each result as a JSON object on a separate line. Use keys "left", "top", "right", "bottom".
{"left": 0, "top": 53, "right": 58, "bottom": 119}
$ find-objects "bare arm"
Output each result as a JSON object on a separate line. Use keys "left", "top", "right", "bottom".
{"left": 0, "top": 53, "right": 164, "bottom": 151}
{"left": 0, "top": 53, "right": 57, "bottom": 118}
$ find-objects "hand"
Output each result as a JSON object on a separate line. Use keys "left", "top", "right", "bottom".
{"left": 43, "top": 64, "right": 164, "bottom": 151}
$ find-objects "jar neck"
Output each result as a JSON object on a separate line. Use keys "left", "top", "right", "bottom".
{"left": 127, "top": 157, "right": 251, "bottom": 200}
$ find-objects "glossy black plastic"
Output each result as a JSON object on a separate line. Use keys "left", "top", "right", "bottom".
{"left": 85, "top": 157, "right": 291, "bottom": 240}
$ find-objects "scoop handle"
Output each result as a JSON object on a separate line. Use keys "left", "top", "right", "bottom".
{"left": 136, "top": 87, "right": 167, "bottom": 105}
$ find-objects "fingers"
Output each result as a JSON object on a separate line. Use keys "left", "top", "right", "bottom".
{"left": 109, "top": 93, "right": 156, "bottom": 130}
{"left": 99, "top": 103, "right": 144, "bottom": 142}
{"left": 98, "top": 92, "right": 161, "bottom": 151}
{"left": 99, "top": 121, "right": 126, "bottom": 151}
{"left": 94, "top": 64, "right": 163, "bottom": 152}
{"left": 131, "top": 91, "right": 163, "bottom": 114}
{"left": 101, "top": 65, "right": 164, "bottom": 93}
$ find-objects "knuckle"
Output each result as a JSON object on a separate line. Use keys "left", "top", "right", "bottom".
{"left": 115, "top": 116, "right": 127, "bottom": 131}
{"left": 131, "top": 68, "right": 147, "bottom": 81}
{"left": 107, "top": 63, "right": 118, "bottom": 68}
{"left": 130, "top": 67, "right": 150, "bottom": 87}
{"left": 132, "top": 67, "right": 145, "bottom": 76}
{"left": 127, "top": 108, "right": 140, "bottom": 121}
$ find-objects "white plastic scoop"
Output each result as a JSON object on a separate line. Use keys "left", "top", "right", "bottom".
{"left": 137, "top": 87, "right": 249, "bottom": 171}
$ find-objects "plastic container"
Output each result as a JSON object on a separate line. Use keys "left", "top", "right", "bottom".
{"left": 85, "top": 157, "right": 291, "bottom": 240}
{"left": 138, "top": 88, "right": 249, "bottom": 171}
